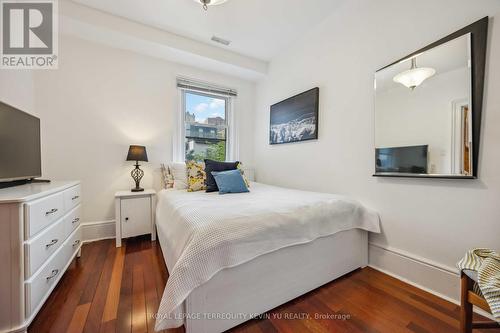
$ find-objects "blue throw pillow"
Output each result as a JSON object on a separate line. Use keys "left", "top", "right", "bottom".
{"left": 211, "top": 169, "right": 249, "bottom": 194}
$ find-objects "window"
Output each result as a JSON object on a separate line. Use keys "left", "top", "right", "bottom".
{"left": 176, "top": 78, "right": 237, "bottom": 163}
{"left": 183, "top": 90, "right": 229, "bottom": 162}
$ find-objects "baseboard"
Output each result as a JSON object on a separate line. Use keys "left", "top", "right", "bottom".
{"left": 81, "top": 220, "right": 116, "bottom": 243}
{"left": 369, "top": 242, "right": 494, "bottom": 319}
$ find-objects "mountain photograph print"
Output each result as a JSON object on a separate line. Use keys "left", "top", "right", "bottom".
{"left": 269, "top": 87, "right": 319, "bottom": 145}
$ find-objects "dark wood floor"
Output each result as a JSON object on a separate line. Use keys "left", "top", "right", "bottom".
{"left": 29, "top": 236, "right": 499, "bottom": 333}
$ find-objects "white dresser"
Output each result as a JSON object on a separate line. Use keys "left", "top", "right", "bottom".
{"left": 0, "top": 181, "right": 82, "bottom": 333}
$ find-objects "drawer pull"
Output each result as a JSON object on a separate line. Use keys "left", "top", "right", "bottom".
{"left": 45, "top": 208, "right": 58, "bottom": 216}
{"left": 46, "top": 269, "right": 59, "bottom": 281}
{"left": 72, "top": 217, "right": 80, "bottom": 224}
{"left": 45, "top": 239, "right": 58, "bottom": 248}
{"left": 72, "top": 240, "right": 81, "bottom": 247}
{"left": 72, "top": 195, "right": 80, "bottom": 200}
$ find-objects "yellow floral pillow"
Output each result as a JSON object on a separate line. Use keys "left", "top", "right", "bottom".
{"left": 186, "top": 160, "right": 206, "bottom": 192}
{"left": 237, "top": 162, "right": 250, "bottom": 188}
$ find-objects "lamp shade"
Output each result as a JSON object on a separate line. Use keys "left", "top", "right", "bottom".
{"left": 393, "top": 57, "right": 436, "bottom": 90}
{"left": 393, "top": 67, "right": 436, "bottom": 90}
{"left": 126, "top": 145, "right": 148, "bottom": 162}
{"left": 193, "top": 0, "right": 229, "bottom": 6}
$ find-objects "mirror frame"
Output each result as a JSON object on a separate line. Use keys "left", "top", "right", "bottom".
{"left": 373, "top": 17, "right": 488, "bottom": 179}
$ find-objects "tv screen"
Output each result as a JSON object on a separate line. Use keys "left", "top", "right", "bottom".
{"left": 376, "top": 145, "right": 428, "bottom": 174}
{"left": 0, "top": 101, "right": 41, "bottom": 182}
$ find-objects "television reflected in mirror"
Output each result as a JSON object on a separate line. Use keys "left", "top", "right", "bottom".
{"left": 376, "top": 145, "right": 428, "bottom": 174}
{"left": 373, "top": 18, "right": 488, "bottom": 179}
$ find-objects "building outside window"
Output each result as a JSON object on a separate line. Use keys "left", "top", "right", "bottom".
{"left": 183, "top": 91, "right": 229, "bottom": 162}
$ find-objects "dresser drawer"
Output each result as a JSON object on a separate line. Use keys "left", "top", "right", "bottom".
{"left": 25, "top": 192, "right": 65, "bottom": 238}
{"left": 64, "top": 226, "right": 82, "bottom": 262}
{"left": 25, "top": 226, "right": 82, "bottom": 317}
{"left": 25, "top": 244, "right": 67, "bottom": 316}
{"left": 24, "top": 217, "right": 66, "bottom": 278}
{"left": 64, "top": 205, "right": 81, "bottom": 239}
{"left": 64, "top": 185, "right": 81, "bottom": 212}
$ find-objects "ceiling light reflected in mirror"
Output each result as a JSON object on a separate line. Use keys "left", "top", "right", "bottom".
{"left": 193, "top": 0, "right": 230, "bottom": 11}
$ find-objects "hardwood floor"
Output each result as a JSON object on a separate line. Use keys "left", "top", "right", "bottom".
{"left": 29, "top": 236, "right": 499, "bottom": 333}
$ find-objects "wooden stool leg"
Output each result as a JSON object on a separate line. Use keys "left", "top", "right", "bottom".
{"left": 460, "top": 273, "right": 473, "bottom": 333}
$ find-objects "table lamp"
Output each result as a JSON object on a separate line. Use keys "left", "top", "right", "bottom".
{"left": 126, "top": 145, "right": 148, "bottom": 192}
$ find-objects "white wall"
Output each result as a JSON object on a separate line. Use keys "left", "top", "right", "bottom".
{"left": 29, "top": 35, "right": 255, "bottom": 224}
{"left": 376, "top": 68, "right": 470, "bottom": 174}
{"left": 253, "top": 0, "right": 500, "bottom": 301}
{"left": 0, "top": 71, "right": 36, "bottom": 116}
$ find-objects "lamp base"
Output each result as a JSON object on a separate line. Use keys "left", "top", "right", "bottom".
{"left": 130, "top": 162, "right": 145, "bottom": 193}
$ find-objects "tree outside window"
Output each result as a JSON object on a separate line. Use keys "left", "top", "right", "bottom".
{"left": 184, "top": 91, "right": 228, "bottom": 162}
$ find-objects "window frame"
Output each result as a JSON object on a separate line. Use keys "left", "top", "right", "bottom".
{"left": 179, "top": 89, "right": 232, "bottom": 162}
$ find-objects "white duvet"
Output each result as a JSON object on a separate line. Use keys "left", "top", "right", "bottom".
{"left": 154, "top": 182, "right": 380, "bottom": 330}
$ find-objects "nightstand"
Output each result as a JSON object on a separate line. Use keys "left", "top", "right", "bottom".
{"left": 115, "top": 189, "right": 156, "bottom": 247}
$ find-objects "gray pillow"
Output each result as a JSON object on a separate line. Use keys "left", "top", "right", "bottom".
{"left": 204, "top": 159, "right": 239, "bottom": 192}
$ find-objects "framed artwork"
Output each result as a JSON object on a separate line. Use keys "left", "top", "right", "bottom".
{"left": 269, "top": 87, "right": 319, "bottom": 145}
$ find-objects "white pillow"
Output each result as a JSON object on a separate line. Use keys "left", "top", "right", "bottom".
{"left": 160, "top": 163, "right": 174, "bottom": 189}
{"left": 170, "top": 163, "right": 188, "bottom": 190}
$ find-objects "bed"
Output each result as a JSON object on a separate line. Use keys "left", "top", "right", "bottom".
{"left": 154, "top": 182, "right": 380, "bottom": 333}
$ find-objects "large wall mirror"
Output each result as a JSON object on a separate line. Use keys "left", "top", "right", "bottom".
{"left": 374, "top": 18, "right": 488, "bottom": 179}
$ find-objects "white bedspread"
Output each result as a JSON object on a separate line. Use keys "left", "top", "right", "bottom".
{"left": 154, "top": 182, "right": 380, "bottom": 330}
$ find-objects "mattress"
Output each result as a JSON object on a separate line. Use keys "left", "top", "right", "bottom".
{"left": 154, "top": 182, "right": 380, "bottom": 330}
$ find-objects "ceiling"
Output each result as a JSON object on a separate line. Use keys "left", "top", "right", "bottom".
{"left": 71, "top": 0, "right": 345, "bottom": 61}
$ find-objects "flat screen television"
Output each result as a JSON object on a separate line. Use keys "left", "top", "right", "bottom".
{"left": 0, "top": 101, "right": 42, "bottom": 183}
{"left": 375, "top": 145, "right": 428, "bottom": 174}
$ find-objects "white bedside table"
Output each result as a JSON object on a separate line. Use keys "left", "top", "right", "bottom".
{"left": 115, "top": 189, "right": 156, "bottom": 247}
